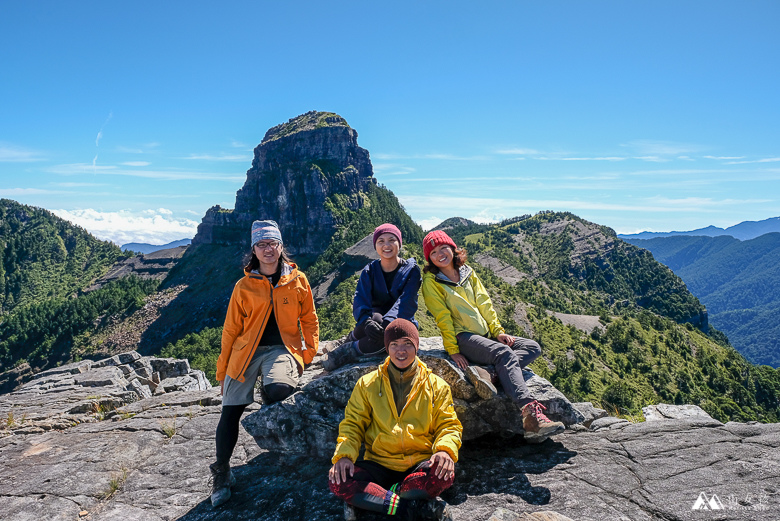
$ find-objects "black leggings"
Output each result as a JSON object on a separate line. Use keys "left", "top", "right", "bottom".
{"left": 215, "top": 383, "right": 294, "bottom": 465}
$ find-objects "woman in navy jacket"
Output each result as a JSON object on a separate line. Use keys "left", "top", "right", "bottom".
{"left": 323, "top": 223, "right": 422, "bottom": 370}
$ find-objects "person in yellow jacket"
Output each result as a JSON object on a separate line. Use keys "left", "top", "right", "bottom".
{"left": 329, "top": 319, "right": 461, "bottom": 521}
{"left": 420, "top": 230, "right": 564, "bottom": 440}
{"left": 210, "top": 220, "right": 319, "bottom": 507}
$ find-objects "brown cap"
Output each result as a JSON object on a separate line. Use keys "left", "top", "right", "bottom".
{"left": 384, "top": 318, "right": 419, "bottom": 351}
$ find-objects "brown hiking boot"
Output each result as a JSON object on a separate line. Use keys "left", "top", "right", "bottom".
{"left": 522, "top": 400, "right": 565, "bottom": 437}
{"left": 464, "top": 365, "right": 497, "bottom": 400}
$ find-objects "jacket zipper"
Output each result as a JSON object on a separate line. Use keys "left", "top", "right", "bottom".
{"left": 237, "top": 270, "right": 302, "bottom": 378}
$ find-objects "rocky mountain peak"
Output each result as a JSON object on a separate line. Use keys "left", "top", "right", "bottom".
{"left": 191, "top": 111, "right": 375, "bottom": 259}
{"left": 260, "top": 110, "right": 350, "bottom": 145}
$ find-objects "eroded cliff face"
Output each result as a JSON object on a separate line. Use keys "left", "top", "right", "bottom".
{"left": 192, "top": 111, "right": 375, "bottom": 256}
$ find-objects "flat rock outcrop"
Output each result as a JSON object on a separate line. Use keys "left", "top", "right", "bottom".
{"left": 0, "top": 351, "right": 210, "bottom": 435}
{"left": 2, "top": 385, "right": 779, "bottom": 520}
{"left": 241, "top": 337, "right": 585, "bottom": 458}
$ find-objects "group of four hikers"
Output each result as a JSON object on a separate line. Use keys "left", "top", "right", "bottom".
{"left": 210, "top": 220, "right": 565, "bottom": 520}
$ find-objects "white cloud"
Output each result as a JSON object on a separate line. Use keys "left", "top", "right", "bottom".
{"left": 621, "top": 140, "right": 706, "bottom": 156}
{"left": 51, "top": 208, "right": 199, "bottom": 245}
{"left": 0, "top": 187, "right": 58, "bottom": 195}
{"left": 373, "top": 163, "right": 416, "bottom": 177}
{"left": 371, "top": 152, "right": 487, "bottom": 161}
{"left": 725, "top": 157, "right": 780, "bottom": 165}
{"left": 183, "top": 153, "right": 250, "bottom": 162}
{"left": 540, "top": 156, "right": 626, "bottom": 162}
{"left": 494, "top": 148, "right": 541, "bottom": 155}
{"left": 0, "top": 143, "right": 46, "bottom": 162}
{"left": 122, "top": 161, "right": 150, "bottom": 166}
{"left": 633, "top": 156, "right": 669, "bottom": 162}
{"left": 50, "top": 182, "right": 106, "bottom": 187}
{"left": 704, "top": 155, "right": 744, "bottom": 160}
{"left": 417, "top": 217, "right": 445, "bottom": 231}
{"left": 95, "top": 112, "right": 113, "bottom": 147}
{"left": 48, "top": 163, "right": 245, "bottom": 181}
{"left": 117, "top": 146, "right": 145, "bottom": 154}
{"left": 116, "top": 142, "right": 159, "bottom": 154}
{"left": 399, "top": 194, "right": 769, "bottom": 219}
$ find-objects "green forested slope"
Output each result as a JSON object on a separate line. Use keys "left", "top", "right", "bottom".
{"left": 0, "top": 199, "right": 125, "bottom": 313}
{"left": 0, "top": 277, "right": 159, "bottom": 372}
{"left": 448, "top": 212, "right": 705, "bottom": 324}
{"left": 627, "top": 233, "right": 780, "bottom": 366}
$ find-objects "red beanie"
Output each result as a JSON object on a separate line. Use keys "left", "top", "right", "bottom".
{"left": 423, "top": 230, "right": 457, "bottom": 261}
{"left": 373, "top": 223, "right": 402, "bottom": 249}
{"left": 384, "top": 318, "right": 419, "bottom": 350}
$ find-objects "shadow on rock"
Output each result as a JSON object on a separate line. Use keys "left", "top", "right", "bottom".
{"left": 174, "top": 432, "right": 576, "bottom": 521}
{"left": 447, "top": 433, "right": 577, "bottom": 507}
{"left": 175, "top": 452, "right": 342, "bottom": 521}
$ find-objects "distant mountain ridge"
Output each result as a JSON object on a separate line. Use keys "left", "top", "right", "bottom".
{"left": 619, "top": 216, "right": 780, "bottom": 241}
{"left": 121, "top": 239, "right": 191, "bottom": 254}
{"left": 625, "top": 233, "right": 780, "bottom": 367}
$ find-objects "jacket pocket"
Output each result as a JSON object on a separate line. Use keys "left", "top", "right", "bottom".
{"left": 370, "top": 432, "right": 401, "bottom": 459}
{"left": 232, "top": 338, "right": 249, "bottom": 351}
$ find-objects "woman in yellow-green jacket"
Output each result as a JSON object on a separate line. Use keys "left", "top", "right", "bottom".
{"left": 420, "top": 230, "right": 563, "bottom": 440}
{"left": 329, "top": 319, "right": 461, "bottom": 520}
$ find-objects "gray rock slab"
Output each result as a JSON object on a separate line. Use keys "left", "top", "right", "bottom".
{"left": 0, "top": 353, "right": 212, "bottom": 435}
{"left": 642, "top": 403, "right": 716, "bottom": 422}
{"left": 571, "top": 402, "right": 608, "bottom": 428}
{"left": 589, "top": 416, "right": 632, "bottom": 431}
{"left": 1, "top": 391, "right": 780, "bottom": 520}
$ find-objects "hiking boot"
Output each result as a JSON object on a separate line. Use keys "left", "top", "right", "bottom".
{"left": 321, "top": 334, "right": 350, "bottom": 354}
{"left": 343, "top": 502, "right": 357, "bottom": 521}
{"left": 322, "top": 341, "right": 359, "bottom": 371}
{"left": 209, "top": 462, "right": 236, "bottom": 507}
{"left": 419, "top": 497, "right": 453, "bottom": 521}
{"left": 522, "top": 400, "right": 565, "bottom": 438}
{"left": 464, "top": 365, "right": 497, "bottom": 400}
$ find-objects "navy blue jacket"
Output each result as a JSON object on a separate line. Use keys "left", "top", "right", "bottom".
{"left": 353, "top": 258, "right": 422, "bottom": 327}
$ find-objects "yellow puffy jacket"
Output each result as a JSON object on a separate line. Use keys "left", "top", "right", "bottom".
{"left": 332, "top": 358, "right": 462, "bottom": 472}
{"left": 421, "top": 265, "right": 504, "bottom": 355}
{"left": 216, "top": 262, "right": 319, "bottom": 383}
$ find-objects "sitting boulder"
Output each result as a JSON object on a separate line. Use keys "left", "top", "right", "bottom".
{"left": 242, "top": 336, "right": 584, "bottom": 458}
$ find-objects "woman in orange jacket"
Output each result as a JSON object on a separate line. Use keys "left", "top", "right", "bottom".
{"left": 210, "top": 220, "right": 319, "bottom": 507}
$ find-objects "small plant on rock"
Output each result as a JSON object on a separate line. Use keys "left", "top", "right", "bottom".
{"left": 160, "top": 417, "right": 178, "bottom": 439}
{"left": 101, "top": 468, "right": 128, "bottom": 499}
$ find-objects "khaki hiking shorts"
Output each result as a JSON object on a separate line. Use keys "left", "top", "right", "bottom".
{"left": 222, "top": 345, "right": 298, "bottom": 406}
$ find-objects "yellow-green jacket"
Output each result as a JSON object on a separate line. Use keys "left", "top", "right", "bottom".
{"left": 332, "top": 358, "right": 462, "bottom": 472}
{"left": 421, "top": 265, "right": 504, "bottom": 355}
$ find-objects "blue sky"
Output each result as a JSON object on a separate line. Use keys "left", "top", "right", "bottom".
{"left": 1, "top": 1, "right": 778, "bottom": 245}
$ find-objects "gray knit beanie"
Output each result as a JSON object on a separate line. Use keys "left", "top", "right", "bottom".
{"left": 251, "top": 220, "right": 283, "bottom": 246}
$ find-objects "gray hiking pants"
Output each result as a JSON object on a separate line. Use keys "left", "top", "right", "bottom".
{"left": 456, "top": 333, "right": 541, "bottom": 407}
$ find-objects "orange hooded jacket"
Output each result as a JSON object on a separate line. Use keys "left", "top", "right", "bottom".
{"left": 216, "top": 262, "right": 319, "bottom": 383}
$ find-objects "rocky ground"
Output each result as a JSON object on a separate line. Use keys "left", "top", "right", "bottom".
{"left": 1, "top": 345, "right": 779, "bottom": 521}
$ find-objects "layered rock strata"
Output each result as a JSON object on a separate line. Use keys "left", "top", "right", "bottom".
{"left": 0, "top": 351, "right": 211, "bottom": 434}
{"left": 86, "top": 246, "right": 188, "bottom": 291}
{"left": 192, "top": 111, "right": 376, "bottom": 256}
